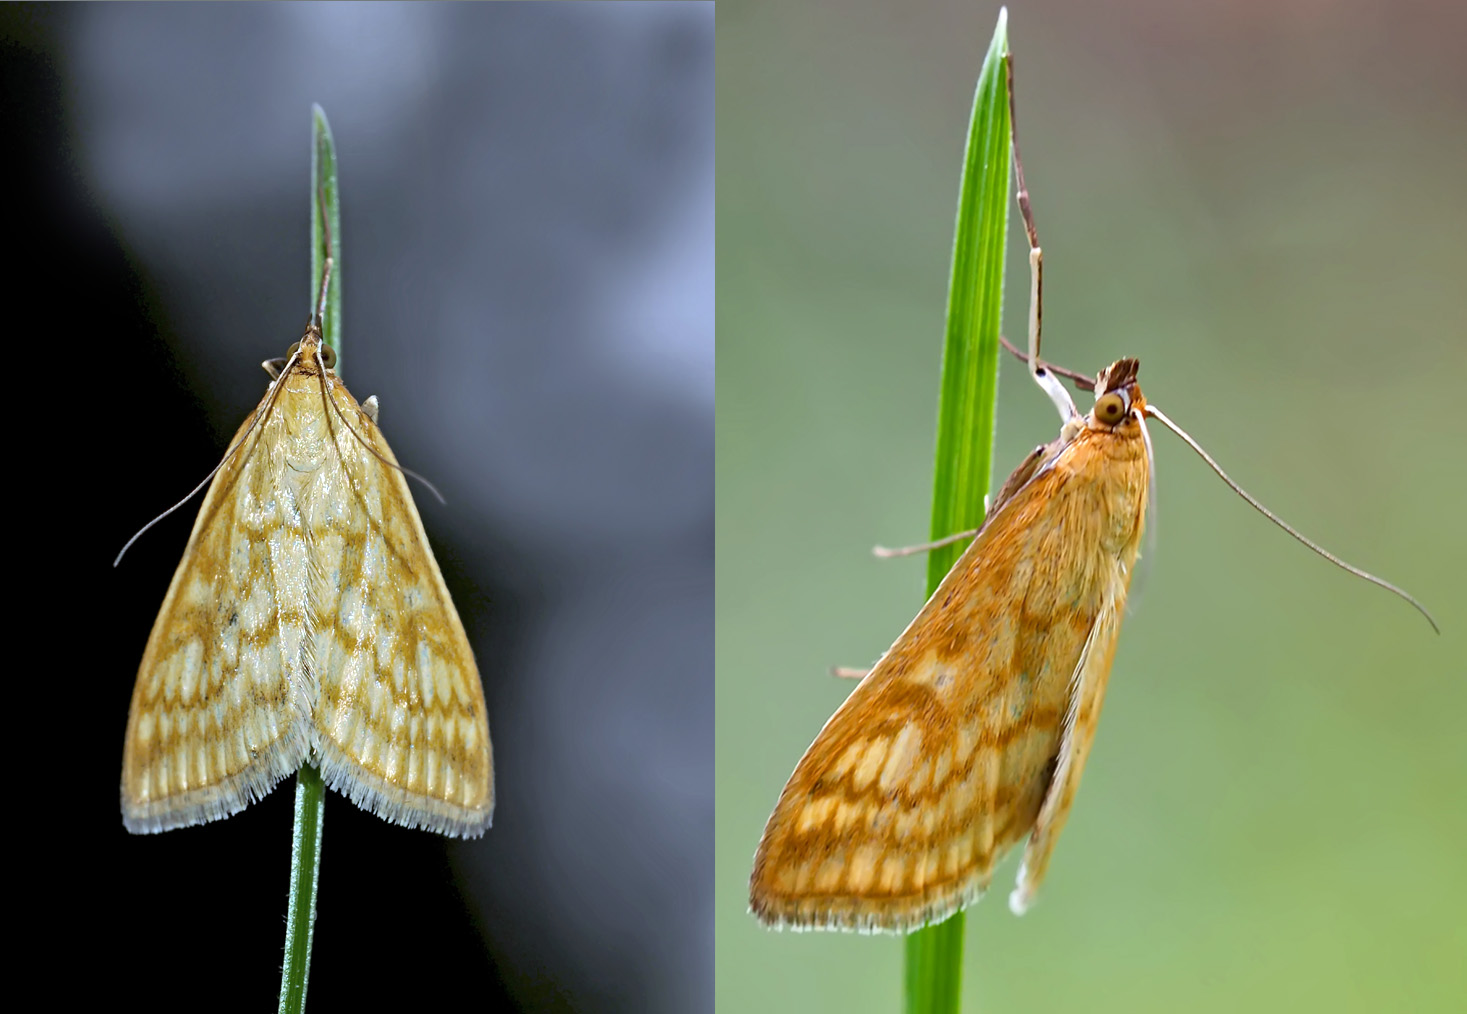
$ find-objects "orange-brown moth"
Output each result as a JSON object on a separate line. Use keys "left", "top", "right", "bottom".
{"left": 749, "top": 55, "right": 1436, "bottom": 933}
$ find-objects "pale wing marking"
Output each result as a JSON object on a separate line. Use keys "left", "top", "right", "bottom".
{"left": 121, "top": 401, "right": 313, "bottom": 832}
{"left": 311, "top": 381, "right": 494, "bottom": 837}
{"left": 751, "top": 463, "right": 1097, "bottom": 931}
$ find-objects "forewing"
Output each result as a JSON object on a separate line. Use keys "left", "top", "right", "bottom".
{"left": 750, "top": 464, "right": 1106, "bottom": 932}
{"left": 122, "top": 397, "right": 314, "bottom": 832}
{"left": 310, "top": 380, "right": 494, "bottom": 836}
{"left": 1010, "top": 592, "right": 1125, "bottom": 914}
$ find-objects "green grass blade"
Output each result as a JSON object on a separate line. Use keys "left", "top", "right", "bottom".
{"left": 278, "top": 103, "right": 341, "bottom": 1014}
{"left": 310, "top": 102, "right": 342, "bottom": 364}
{"left": 904, "top": 9, "right": 1012, "bottom": 1014}
{"left": 279, "top": 764, "right": 325, "bottom": 1014}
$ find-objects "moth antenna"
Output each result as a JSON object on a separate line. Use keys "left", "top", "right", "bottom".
{"left": 1136, "top": 409, "right": 1159, "bottom": 535}
{"left": 307, "top": 188, "right": 440, "bottom": 503}
{"left": 114, "top": 462, "right": 232, "bottom": 568}
{"left": 114, "top": 345, "right": 303, "bottom": 567}
{"left": 315, "top": 363, "right": 447, "bottom": 505}
{"left": 1127, "top": 408, "right": 1160, "bottom": 604}
{"left": 1007, "top": 54, "right": 1077, "bottom": 424}
{"left": 1145, "top": 404, "right": 1438, "bottom": 633}
{"left": 314, "top": 183, "right": 333, "bottom": 329}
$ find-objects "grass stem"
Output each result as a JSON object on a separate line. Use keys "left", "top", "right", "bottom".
{"left": 902, "top": 10, "right": 1012, "bottom": 1014}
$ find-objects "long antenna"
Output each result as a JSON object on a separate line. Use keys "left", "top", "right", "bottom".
{"left": 308, "top": 181, "right": 442, "bottom": 503}
{"left": 118, "top": 186, "right": 338, "bottom": 567}
{"left": 1134, "top": 407, "right": 1160, "bottom": 581}
{"left": 314, "top": 183, "right": 333, "bottom": 329}
{"left": 112, "top": 341, "right": 303, "bottom": 567}
{"left": 1145, "top": 404, "right": 1438, "bottom": 633}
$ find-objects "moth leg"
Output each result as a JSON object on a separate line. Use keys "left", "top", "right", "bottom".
{"left": 829, "top": 666, "right": 869, "bottom": 680}
{"left": 1010, "top": 599, "right": 1123, "bottom": 915}
{"left": 362, "top": 395, "right": 380, "bottom": 424}
{"left": 868, "top": 495, "right": 989, "bottom": 559}
{"left": 1006, "top": 55, "right": 1077, "bottom": 424}
{"left": 872, "top": 526, "right": 981, "bottom": 559}
{"left": 262, "top": 357, "right": 288, "bottom": 380}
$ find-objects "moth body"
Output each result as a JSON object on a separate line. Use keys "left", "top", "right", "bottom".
{"left": 750, "top": 361, "right": 1149, "bottom": 931}
{"left": 122, "top": 326, "right": 493, "bottom": 837}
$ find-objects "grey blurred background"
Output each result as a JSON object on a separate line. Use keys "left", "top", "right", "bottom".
{"left": 719, "top": 1, "right": 1464, "bottom": 1012}
{"left": 6, "top": 3, "right": 710, "bottom": 1011}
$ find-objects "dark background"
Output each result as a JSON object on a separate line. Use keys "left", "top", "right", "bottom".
{"left": 5, "top": 3, "right": 711, "bottom": 1011}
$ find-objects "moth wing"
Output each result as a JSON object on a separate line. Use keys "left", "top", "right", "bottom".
{"left": 1009, "top": 591, "right": 1125, "bottom": 914}
{"left": 750, "top": 464, "right": 1104, "bottom": 932}
{"left": 310, "top": 380, "right": 494, "bottom": 836}
{"left": 122, "top": 397, "right": 315, "bottom": 832}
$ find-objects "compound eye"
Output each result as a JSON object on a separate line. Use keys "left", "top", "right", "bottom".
{"left": 286, "top": 340, "right": 302, "bottom": 359}
{"left": 320, "top": 344, "right": 337, "bottom": 369}
{"left": 1094, "top": 391, "right": 1128, "bottom": 425}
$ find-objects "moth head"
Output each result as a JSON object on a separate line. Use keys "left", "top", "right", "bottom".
{"left": 285, "top": 328, "right": 337, "bottom": 371}
{"left": 1089, "top": 358, "right": 1145, "bottom": 430}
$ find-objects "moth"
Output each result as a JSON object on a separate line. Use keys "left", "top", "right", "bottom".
{"left": 748, "top": 55, "right": 1434, "bottom": 932}
{"left": 118, "top": 241, "right": 493, "bottom": 837}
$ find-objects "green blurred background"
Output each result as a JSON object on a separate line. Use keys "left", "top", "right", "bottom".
{"left": 717, "top": 1, "right": 1466, "bottom": 1011}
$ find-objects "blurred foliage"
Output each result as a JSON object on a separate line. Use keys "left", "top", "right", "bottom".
{"left": 717, "top": 2, "right": 1466, "bottom": 1011}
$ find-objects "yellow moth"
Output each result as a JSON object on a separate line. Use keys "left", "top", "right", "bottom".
{"left": 118, "top": 247, "right": 493, "bottom": 837}
{"left": 749, "top": 54, "right": 1434, "bottom": 932}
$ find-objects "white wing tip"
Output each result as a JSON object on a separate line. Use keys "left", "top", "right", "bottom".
{"left": 1008, "top": 888, "right": 1032, "bottom": 916}
{"left": 1009, "top": 865, "right": 1034, "bottom": 916}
